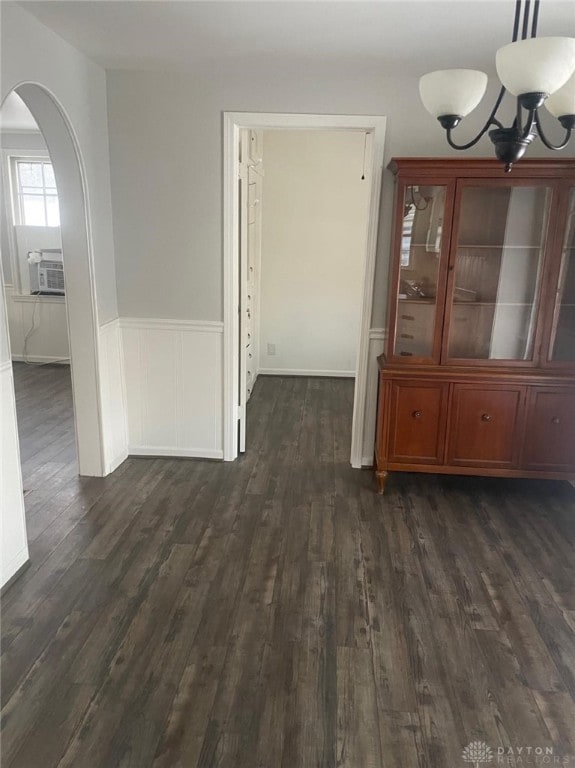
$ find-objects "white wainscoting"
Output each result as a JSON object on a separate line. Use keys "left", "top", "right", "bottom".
{"left": 0, "top": 360, "right": 29, "bottom": 587}
{"left": 361, "top": 328, "right": 387, "bottom": 466}
{"left": 121, "top": 318, "right": 224, "bottom": 460}
{"left": 98, "top": 318, "right": 129, "bottom": 474}
{"left": 4, "top": 284, "right": 70, "bottom": 363}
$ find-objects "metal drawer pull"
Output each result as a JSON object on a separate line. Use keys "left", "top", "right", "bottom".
{"left": 412, "top": 410, "right": 423, "bottom": 419}
{"left": 481, "top": 413, "right": 492, "bottom": 422}
{"left": 551, "top": 416, "right": 561, "bottom": 424}
{"left": 401, "top": 314, "right": 415, "bottom": 321}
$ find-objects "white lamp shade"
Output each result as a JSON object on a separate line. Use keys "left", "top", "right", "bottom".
{"left": 419, "top": 69, "right": 488, "bottom": 118}
{"left": 496, "top": 37, "right": 575, "bottom": 97}
{"left": 545, "top": 72, "right": 575, "bottom": 117}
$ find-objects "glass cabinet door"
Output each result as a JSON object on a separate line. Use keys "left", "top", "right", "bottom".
{"left": 392, "top": 184, "right": 448, "bottom": 360}
{"left": 445, "top": 183, "right": 551, "bottom": 362}
{"left": 549, "top": 187, "right": 575, "bottom": 362}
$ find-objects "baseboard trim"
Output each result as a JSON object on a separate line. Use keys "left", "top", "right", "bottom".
{"left": 129, "top": 446, "right": 223, "bottom": 460}
{"left": 1, "top": 552, "right": 30, "bottom": 593}
{"left": 258, "top": 368, "right": 355, "bottom": 378}
{"left": 11, "top": 355, "right": 70, "bottom": 365}
{"left": 106, "top": 449, "right": 129, "bottom": 475}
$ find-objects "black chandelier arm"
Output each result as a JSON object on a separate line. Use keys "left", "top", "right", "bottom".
{"left": 535, "top": 112, "right": 573, "bottom": 150}
{"left": 520, "top": 110, "right": 537, "bottom": 140}
{"left": 517, "top": 101, "right": 538, "bottom": 141}
{"left": 443, "top": 85, "right": 507, "bottom": 150}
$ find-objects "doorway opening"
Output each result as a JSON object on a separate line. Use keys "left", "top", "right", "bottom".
{"left": 0, "top": 83, "right": 106, "bottom": 583}
{"left": 0, "top": 92, "right": 79, "bottom": 538}
{"left": 1, "top": 84, "right": 104, "bottom": 479}
{"left": 223, "top": 113, "right": 386, "bottom": 466}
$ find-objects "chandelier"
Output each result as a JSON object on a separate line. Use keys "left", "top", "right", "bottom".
{"left": 419, "top": 0, "right": 575, "bottom": 171}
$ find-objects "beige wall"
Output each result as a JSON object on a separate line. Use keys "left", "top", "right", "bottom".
{"left": 259, "top": 129, "right": 370, "bottom": 375}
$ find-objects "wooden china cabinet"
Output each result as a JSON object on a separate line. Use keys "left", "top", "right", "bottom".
{"left": 375, "top": 157, "right": 575, "bottom": 493}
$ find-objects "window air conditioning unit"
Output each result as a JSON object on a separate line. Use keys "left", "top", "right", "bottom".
{"left": 28, "top": 249, "right": 65, "bottom": 296}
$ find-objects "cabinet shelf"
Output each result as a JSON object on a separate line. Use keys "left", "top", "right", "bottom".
{"left": 452, "top": 301, "right": 535, "bottom": 307}
{"left": 457, "top": 244, "right": 543, "bottom": 250}
{"left": 398, "top": 297, "right": 436, "bottom": 304}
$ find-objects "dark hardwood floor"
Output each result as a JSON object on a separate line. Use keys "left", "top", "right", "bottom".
{"left": 2, "top": 366, "right": 575, "bottom": 767}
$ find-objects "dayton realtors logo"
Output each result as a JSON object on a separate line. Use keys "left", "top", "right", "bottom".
{"left": 463, "top": 742, "right": 494, "bottom": 766}
{"left": 462, "top": 742, "right": 573, "bottom": 766}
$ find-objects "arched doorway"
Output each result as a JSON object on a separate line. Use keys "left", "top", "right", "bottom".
{"left": 1, "top": 83, "right": 105, "bottom": 478}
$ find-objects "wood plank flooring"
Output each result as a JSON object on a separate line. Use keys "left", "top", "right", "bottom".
{"left": 2, "top": 365, "right": 575, "bottom": 767}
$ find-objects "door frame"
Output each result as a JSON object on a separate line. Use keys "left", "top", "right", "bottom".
{"left": 223, "top": 112, "right": 387, "bottom": 466}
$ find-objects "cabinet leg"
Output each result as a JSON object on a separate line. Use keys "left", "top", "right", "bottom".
{"left": 375, "top": 470, "right": 388, "bottom": 495}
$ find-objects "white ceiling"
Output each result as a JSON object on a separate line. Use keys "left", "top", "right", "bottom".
{"left": 19, "top": 0, "right": 575, "bottom": 76}
{"left": 0, "top": 91, "right": 40, "bottom": 132}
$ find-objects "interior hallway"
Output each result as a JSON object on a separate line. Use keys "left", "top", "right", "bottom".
{"left": 1, "top": 371, "right": 575, "bottom": 767}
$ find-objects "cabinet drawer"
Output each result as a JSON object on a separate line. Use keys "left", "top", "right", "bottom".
{"left": 447, "top": 384, "right": 524, "bottom": 467}
{"left": 388, "top": 382, "right": 448, "bottom": 464}
{"left": 523, "top": 388, "right": 575, "bottom": 471}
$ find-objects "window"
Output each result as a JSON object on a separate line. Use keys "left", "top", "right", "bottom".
{"left": 12, "top": 159, "right": 60, "bottom": 227}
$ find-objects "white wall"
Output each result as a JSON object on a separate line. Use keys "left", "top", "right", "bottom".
{"left": 0, "top": 132, "right": 46, "bottom": 150}
{"left": 0, "top": 3, "right": 124, "bottom": 586}
{"left": 259, "top": 129, "right": 370, "bottom": 376}
{"left": 0, "top": 287, "right": 28, "bottom": 586}
{"left": 1, "top": 3, "right": 118, "bottom": 324}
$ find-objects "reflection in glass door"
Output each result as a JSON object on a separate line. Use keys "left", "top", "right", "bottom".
{"left": 393, "top": 184, "right": 447, "bottom": 359}
{"left": 447, "top": 184, "right": 550, "bottom": 361}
